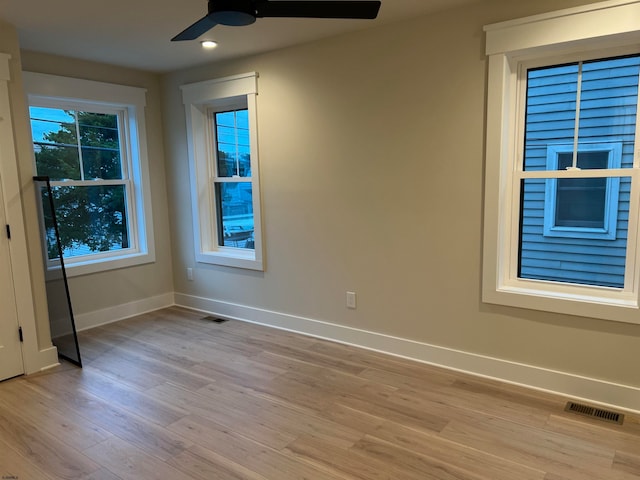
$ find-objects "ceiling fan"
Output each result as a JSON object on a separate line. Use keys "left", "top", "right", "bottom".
{"left": 172, "top": 0, "right": 382, "bottom": 41}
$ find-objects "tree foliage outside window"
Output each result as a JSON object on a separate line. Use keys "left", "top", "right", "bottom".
{"left": 30, "top": 107, "right": 130, "bottom": 259}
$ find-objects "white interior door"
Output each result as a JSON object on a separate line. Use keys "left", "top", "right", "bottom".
{"left": 0, "top": 172, "right": 24, "bottom": 381}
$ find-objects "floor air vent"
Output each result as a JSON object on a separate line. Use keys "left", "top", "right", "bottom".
{"left": 565, "top": 401, "right": 624, "bottom": 425}
{"left": 202, "top": 316, "right": 228, "bottom": 324}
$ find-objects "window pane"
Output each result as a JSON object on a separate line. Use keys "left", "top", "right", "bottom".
{"left": 578, "top": 56, "right": 640, "bottom": 165}
{"left": 557, "top": 151, "right": 607, "bottom": 170}
{"left": 30, "top": 107, "right": 81, "bottom": 180}
{"left": 555, "top": 152, "right": 608, "bottom": 228}
{"left": 524, "top": 55, "right": 640, "bottom": 171}
{"left": 215, "top": 182, "right": 254, "bottom": 249}
{"left": 519, "top": 178, "right": 627, "bottom": 288}
{"left": 78, "top": 112, "right": 123, "bottom": 180}
{"left": 47, "top": 185, "right": 129, "bottom": 259}
{"left": 214, "top": 109, "right": 251, "bottom": 178}
{"left": 524, "top": 64, "right": 579, "bottom": 171}
{"left": 555, "top": 177, "right": 607, "bottom": 228}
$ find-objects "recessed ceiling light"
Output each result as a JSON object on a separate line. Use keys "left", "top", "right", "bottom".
{"left": 201, "top": 40, "right": 218, "bottom": 49}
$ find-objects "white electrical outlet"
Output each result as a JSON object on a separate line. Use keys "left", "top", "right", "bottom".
{"left": 346, "top": 291, "right": 357, "bottom": 309}
{"left": 187, "top": 267, "right": 194, "bottom": 281}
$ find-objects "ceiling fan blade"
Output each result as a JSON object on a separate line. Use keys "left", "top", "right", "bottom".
{"left": 255, "top": 1, "right": 381, "bottom": 19}
{"left": 172, "top": 15, "right": 218, "bottom": 41}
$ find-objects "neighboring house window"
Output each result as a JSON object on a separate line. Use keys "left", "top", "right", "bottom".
{"left": 543, "top": 144, "right": 622, "bottom": 240}
{"left": 483, "top": 2, "right": 640, "bottom": 324}
{"left": 181, "top": 72, "right": 263, "bottom": 270}
{"left": 24, "top": 72, "right": 155, "bottom": 276}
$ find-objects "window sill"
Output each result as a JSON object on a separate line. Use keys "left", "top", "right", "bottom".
{"left": 483, "top": 282, "right": 640, "bottom": 325}
{"left": 196, "top": 249, "right": 263, "bottom": 271}
{"left": 57, "top": 251, "right": 156, "bottom": 278}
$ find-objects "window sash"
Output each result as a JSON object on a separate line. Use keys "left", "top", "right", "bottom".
{"left": 504, "top": 52, "right": 640, "bottom": 300}
{"left": 31, "top": 104, "right": 138, "bottom": 263}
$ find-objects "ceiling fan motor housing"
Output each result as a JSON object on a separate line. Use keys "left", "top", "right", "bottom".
{"left": 207, "top": 0, "right": 257, "bottom": 26}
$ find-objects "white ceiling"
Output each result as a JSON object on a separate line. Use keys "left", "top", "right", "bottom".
{"left": 0, "top": 0, "right": 477, "bottom": 73}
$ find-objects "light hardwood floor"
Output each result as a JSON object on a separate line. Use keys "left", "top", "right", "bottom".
{"left": 0, "top": 306, "right": 639, "bottom": 479}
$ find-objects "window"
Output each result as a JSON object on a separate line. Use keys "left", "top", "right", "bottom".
{"left": 24, "top": 72, "right": 155, "bottom": 276}
{"left": 213, "top": 108, "right": 255, "bottom": 249}
{"left": 543, "top": 144, "right": 622, "bottom": 239}
{"left": 483, "top": 1, "right": 640, "bottom": 324}
{"left": 181, "top": 72, "right": 263, "bottom": 270}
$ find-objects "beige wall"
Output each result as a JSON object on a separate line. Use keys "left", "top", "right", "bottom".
{"left": 19, "top": 52, "right": 174, "bottom": 320}
{"left": 162, "top": 0, "right": 640, "bottom": 389}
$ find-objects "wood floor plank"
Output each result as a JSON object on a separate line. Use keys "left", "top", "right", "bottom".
{"left": 311, "top": 341, "right": 459, "bottom": 386}
{"left": 243, "top": 337, "right": 367, "bottom": 376}
{"left": 614, "top": 451, "right": 640, "bottom": 477}
{"left": 168, "top": 414, "right": 269, "bottom": 463}
{"left": 168, "top": 447, "right": 265, "bottom": 480}
{"left": 246, "top": 448, "right": 356, "bottom": 480}
{"left": 336, "top": 384, "right": 451, "bottom": 434}
{"left": 1, "top": 307, "right": 638, "bottom": 480}
{"left": 0, "top": 379, "right": 113, "bottom": 452}
{"left": 0, "top": 401, "right": 100, "bottom": 479}
{"left": 320, "top": 403, "right": 387, "bottom": 433}
{"left": 73, "top": 366, "right": 190, "bottom": 426}
{"left": 439, "top": 416, "right": 625, "bottom": 479}
{"left": 206, "top": 371, "right": 339, "bottom": 414}
{"left": 392, "top": 382, "right": 552, "bottom": 429}
{"left": 0, "top": 435, "right": 57, "bottom": 480}
{"left": 83, "top": 436, "right": 192, "bottom": 480}
{"left": 358, "top": 366, "right": 457, "bottom": 391}
{"left": 546, "top": 413, "right": 640, "bottom": 455}
{"left": 25, "top": 373, "right": 193, "bottom": 462}
{"left": 83, "top": 351, "right": 167, "bottom": 390}
{"left": 284, "top": 433, "right": 422, "bottom": 480}
{"left": 78, "top": 467, "right": 124, "bottom": 480}
{"left": 83, "top": 338, "right": 212, "bottom": 391}
{"left": 149, "top": 382, "right": 298, "bottom": 450}
{"left": 359, "top": 425, "right": 545, "bottom": 480}
{"left": 352, "top": 435, "right": 488, "bottom": 480}
{"left": 195, "top": 383, "right": 364, "bottom": 447}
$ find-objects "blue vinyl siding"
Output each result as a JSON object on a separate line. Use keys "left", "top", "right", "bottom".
{"left": 519, "top": 56, "right": 640, "bottom": 288}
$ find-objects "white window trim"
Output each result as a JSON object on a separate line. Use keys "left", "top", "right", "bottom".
{"left": 23, "top": 72, "right": 155, "bottom": 277}
{"left": 543, "top": 143, "right": 622, "bottom": 240}
{"left": 483, "top": 0, "right": 640, "bottom": 324}
{"left": 181, "top": 72, "right": 263, "bottom": 270}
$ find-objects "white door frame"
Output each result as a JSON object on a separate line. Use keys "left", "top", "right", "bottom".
{"left": 0, "top": 52, "right": 58, "bottom": 375}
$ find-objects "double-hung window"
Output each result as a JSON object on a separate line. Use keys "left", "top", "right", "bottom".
{"left": 181, "top": 72, "right": 263, "bottom": 270}
{"left": 24, "top": 73, "right": 155, "bottom": 276}
{"left": 483, "top": 1, "right": 640, "bottom": 324}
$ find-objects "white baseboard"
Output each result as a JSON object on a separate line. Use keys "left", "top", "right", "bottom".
{"left": 28, "top": 346, "right": 60, "bottom": 375}
{"left": 174, "top": 292, "right": 640, "bottom": 414}
{"left": 74, "top": 292, "right": 175, "bottom": 331}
